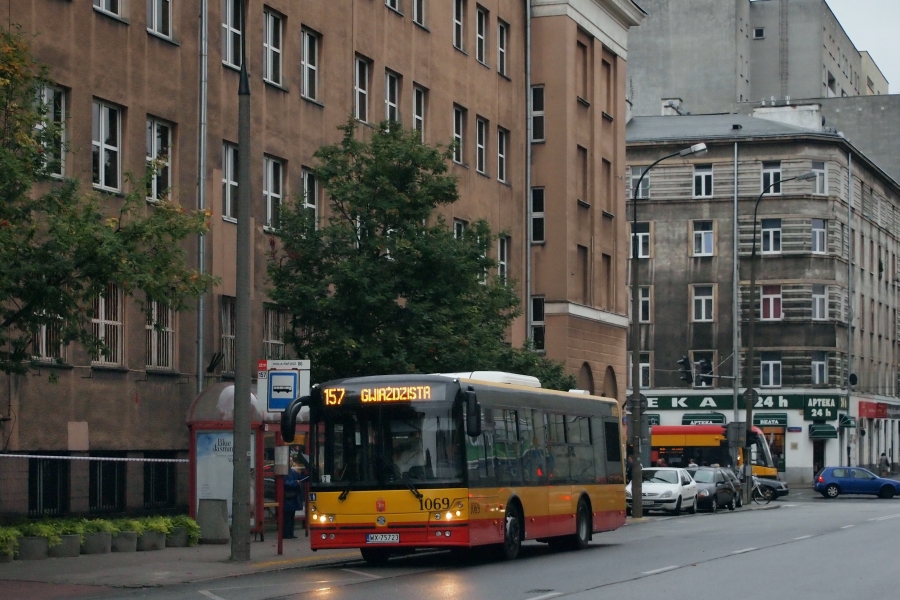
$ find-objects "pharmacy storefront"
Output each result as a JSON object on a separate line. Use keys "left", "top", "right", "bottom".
{"left": 641, "top": 390, "right": 849, "bottom": 484}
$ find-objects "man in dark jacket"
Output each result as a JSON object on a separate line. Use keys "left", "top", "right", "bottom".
{"left": 283, "top": 461, "right": 304, "bottom": 539}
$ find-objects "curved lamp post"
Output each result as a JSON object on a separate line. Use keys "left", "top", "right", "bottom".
{"left": 630, "top": 142, "right": 707, "bottom": 519}
{"left": 742, "top": 171, "right": 817, "bottom": 504}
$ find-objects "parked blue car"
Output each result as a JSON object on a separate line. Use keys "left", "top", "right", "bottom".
{"left": 813, "top": 467, "right": 900, "bottom": 499}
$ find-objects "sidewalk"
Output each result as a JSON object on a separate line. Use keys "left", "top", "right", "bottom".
{"left": 0, "top": 535, "right": 359, "bottom": 589}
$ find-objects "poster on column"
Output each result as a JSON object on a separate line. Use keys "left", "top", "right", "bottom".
{"left": 196, "top": 431, "right": 255, "bottom": 523}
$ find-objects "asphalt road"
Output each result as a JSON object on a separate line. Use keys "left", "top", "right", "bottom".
{"left": 83, "top": 498, "right": 900, "bottom": 600}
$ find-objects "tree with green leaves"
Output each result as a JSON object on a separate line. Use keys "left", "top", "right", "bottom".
{"left": 0, "top": 28, "right": 217, "bottom": 374}
{"left": 268, "top": 121, "right": 576, "bottom": 391}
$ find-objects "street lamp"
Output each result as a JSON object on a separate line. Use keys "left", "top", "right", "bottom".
{"left": 742, "top": 170, "right": 817, "bottom": 504}
{"left": 630, "top": 142, "right": 707, "bottom": 519}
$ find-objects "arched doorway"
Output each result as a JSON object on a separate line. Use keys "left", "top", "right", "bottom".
{"left": 603, "top": 365, "right": 618, "bottom": 399}
{"left": 578, "top": 363, "right": 594, "bottom": 394}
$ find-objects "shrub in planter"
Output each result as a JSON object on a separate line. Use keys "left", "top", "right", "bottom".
{"left": 111, "top": 519, "right": 143, "bottom": 553}
{"left": 49, "top": 519, "right": 85, "bottom": 558}
{"left": 169, "top": 515, "right": 201, "bottom": 546}
{"left": 137, "top": 516, "right": 171, "bottom": 551}
{"left": 80, "top": 519, "right": 115, "bottom": 554}
{"left": 14, "top": 522, "right": 59, "bottom": 561}
{"left": 0, "top": 527, "right": 21, "bottom": 563}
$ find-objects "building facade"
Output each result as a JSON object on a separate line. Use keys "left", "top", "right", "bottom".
{"left": 626, "top": 111, "right": 900, "bottom": 483}
{"left": 0, "top": 1, "right": 643, "bottom": 518}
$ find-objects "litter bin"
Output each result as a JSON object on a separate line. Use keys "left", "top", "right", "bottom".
{"left": 197, "top": 498, "right": 230, "bottom": 544}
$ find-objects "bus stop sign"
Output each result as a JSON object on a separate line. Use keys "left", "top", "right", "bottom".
{"left": 257, "top": 359, "right": 311, "bottom": 412}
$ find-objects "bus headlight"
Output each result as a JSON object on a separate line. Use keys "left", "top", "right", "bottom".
{"left": 445, "top": 512, "right": 453, "bottom": 520}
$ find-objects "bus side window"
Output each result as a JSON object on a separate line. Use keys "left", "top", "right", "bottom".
{"left": 523, "top": 410, "right": 547, "bottom": 483}
{"left": 568, "top": 416, "right": 594, "bottom": 485}
{"left": 590, "top": 418, "right": 608, "bottom": 484}
{"left": 493, "top": 408, "right": 521, "bottom": 486}
{"left": 518, "top": 409, "right": 537, "bottom": 484}
{"left": 604, "top": 419, "right": 624, "bottom": 484}
{"left": 547, "top": 413, "right": 570, "bottom": 482}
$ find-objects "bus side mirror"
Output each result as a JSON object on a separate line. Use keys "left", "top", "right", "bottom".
{"left": 465, "top": 390, "right": 481, "bottom": 438}
{"left": 281, "top": 395, "right": 310, "bottom": 443}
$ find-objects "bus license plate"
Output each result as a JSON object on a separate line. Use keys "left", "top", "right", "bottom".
{"left": 366, "top": 534, "right": 399, "bottom": 544}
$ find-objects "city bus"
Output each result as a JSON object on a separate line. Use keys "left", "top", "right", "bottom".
{"left": 281, "top": 373, "right": 626, "bottom": 564}
{"left": 650, "top": 424, "right": 778, "bottom": 478}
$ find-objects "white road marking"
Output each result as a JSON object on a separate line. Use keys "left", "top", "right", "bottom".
{"left": 841, "top": 525, "right": 855, "bottom": 529}
{"left": 731, "top": 548, "right": 756, "bottom": 554}
{"left": 199, "top": 591, "right": 228, "bottom": 600}
{"left": 342, "top": 568, "right": 381, "bottom": 580}
{"left": 869, "top": 513, "right": 900, "bottom": 522}
{"left": 525, "top": 593, "right": 562, "bottom": 600}
{"left": 794, "top": 535, "right": 813, "bottom": 540}
{"left": 781, "top": 504, "right": 797, "bottom": 507}
{"left": 642, "top": 566, "right": 679, "bottom": 575}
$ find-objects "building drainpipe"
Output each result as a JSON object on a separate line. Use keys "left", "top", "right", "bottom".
{"left": 847, "top": 151, "right": 853, "bottom": 466}
{"left": 197, "top": 0, "right": 209, "bottom": 395}
{"left": 525, "top": 0, "right": 533, "bottom": 349}
{"left": 732, "top": 142, "right": 740, "bottom": 449}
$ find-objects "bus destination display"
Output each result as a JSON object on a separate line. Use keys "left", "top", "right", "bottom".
{"left": 323, "top": 385, "right": 433, "bottom": 406}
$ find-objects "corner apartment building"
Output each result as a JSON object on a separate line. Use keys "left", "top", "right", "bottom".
{"left": 0, "top": 0, "right": 643, "bottom": 518}
{"left": 626, "top": 0, "right": 889, "bottom": 118}
{"left": 626, "top": 111, "right": 900, "bottom": 483}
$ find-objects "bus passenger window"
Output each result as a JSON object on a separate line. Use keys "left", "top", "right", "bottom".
{"left": 590, "top": 418, "right": 608, "bottom": 483}
{"left": 604, "top": 419, "right": 624, "bottom": 483}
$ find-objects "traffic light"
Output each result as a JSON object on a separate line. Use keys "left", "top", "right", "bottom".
{"left": 697, "top": 358, "right": 714, "bottom": 386}
{"left": 677, "top": 356, "right": 693, "bottom": 385}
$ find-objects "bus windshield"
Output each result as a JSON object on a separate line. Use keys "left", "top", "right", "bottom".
{"left": 314, "top": 403, "right": 465, "bottom": 490}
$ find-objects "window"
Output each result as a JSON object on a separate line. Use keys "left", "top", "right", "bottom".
{"left": 453, "top": 106, "right": 465, "bottom": 164}
{"left": 453, "top": 219, "right": 467, "bottom": 239}
{"left": 812, "top": 351, "right": 827, "bottom": 385}
{"left": 264, "top": 156, "right": 283, "bottom": 229}
{"left": 146, "top": 117, "right": 171, "bottom": 202}
{"left": 760, "top": 352, "right": 781, "bottom": 387}
{"left": 453, "top": 0, "right": 465, "bottom": 51}
{"left": 143, "top": 451, "right": 177, "bottom": 510}
{"left": 263, "top": 9, "right": 283, "bottom": 86}
{"left": 761, "top": 218, "right": 781, "bottom": 254}
{"left": 93, "top": 0, "right": 122, "bottom": 17}
{"left": 532, "top": 297, "right": 545, "bottom": 351}
{"left": 222, "top": 143, "right": 239, "bottom": 220}
{"left": 762, "top": 161, "right": 782, "bottom": 194}
{"left": 475, "top": 117, "right": 487, "bottom": 174}
{"left": 693, "top": 220, "right": 714, "bottom": 256}
{"left": 629, "top": 353, "right": 651, "bottom": 388}
{"left": 497, "top": 20, "right": 508, "bottom": 76}
{"left": 812, "top": 284, "right": 827, "bottom": 320}
{"left": 692, "top": 285, "right": 714, "bottom": 322}
{"left": 222, "top": 0, "right": 242, "bottom": 68}
{"left": 813, "top": 161, "right": 827, "bottom": 195}
{"left": 413, "top": 0, "right": 425, "bottom": 25}
{"left": 497, "top": 128, "right": 508, "bottom": 182}
{"left": 693, "top": 164, "right": 713, "bottom": 197}
{"left": 386, "top": 0, "right": 400, "bottom": 11}
{"left": 639, "top": 286, "right": 651, "bottom": 323}
{"left": 531, "top": 188, "right": 545, "bottom": 243}
{"left": 811, "top": 219, "right": 826, "bottom": 254}
{"left": 753, "top": 27, "right": 765, "bottom": 39}
{"left": 92, "top": 283, "right": 123, "bottom": 366}
{"left": 92, "top": 100, "right": 121, "bottom": 191}
{"left": 531, "top": 86, "right": 545, "bottom": 142}
{"left": 413, "top": 86, "right": 426, "bottom": 142}
{"left": 89, "top": 453, "right": 125, "bottom": 513}
{"left": 33, "top": 317, "right": 64, "bottom": 363}
{"left": 220, "top": 296, "right": 236, "bottom": 374}
{"left": 630, "top": 166, "right": 649, "bottom": 199}
{"left": 761, "top": 284, "right": 782, "bottom": 320}
{"left": 497, "top": 237, "right": 508, "bottom": 283}
{"left": 631, "top": 222, "right": 650, "bottom": 258}
{"left": 301, "top": 29, "right": 319, "bottom": 100}
{"left": 385, "top": 71, "right": 400, "bottom": 123}
{"left": 145, "top": 299, "right": 174, "bottom": 369}
{"left": 147, "top": 0, "right": 172, "bottom": 37}
{"left": 28, "top": 456, "right": 69, "bottom": 517}
{"left": 302, "top": 168, "right": 318, "bottom": 226}
{"left": 38, "top": 85, "right": 65, "bottom": 177}
{"left": 264, "top": 305, "right": 286, "bottom": 359}
{"left": 355, "top": 57, "right": 369, "bottom": 122}
{"left": 476, "top": 7, "right": 488, "bottom": 65}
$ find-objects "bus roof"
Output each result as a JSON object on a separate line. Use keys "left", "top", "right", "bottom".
{"left": 435, "top": 371, "right": 542, "bottom": 388}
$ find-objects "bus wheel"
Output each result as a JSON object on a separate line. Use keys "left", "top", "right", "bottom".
{"left": 360, "top": 548, "right": 391, "bottom": 565}
{"left": 499, "top": 505, "right": 522, "bottom": 560}
{"left": 572, "top": 499, "right": 591, "bottom": 550}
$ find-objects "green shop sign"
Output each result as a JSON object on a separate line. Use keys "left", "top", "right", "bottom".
{"left": 644, "top": 392, "right": 847, "bottom": 421}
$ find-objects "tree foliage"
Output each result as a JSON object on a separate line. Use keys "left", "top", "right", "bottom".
{"left": 268, "top": 121, "right": 576, "bottom": 390}
{"left": 0, "top": 28, "right": 217, "bottom": 374}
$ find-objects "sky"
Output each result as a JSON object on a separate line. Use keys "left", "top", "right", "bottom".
{"left": 825, "top": 0, "right": 899, "bottom": 94}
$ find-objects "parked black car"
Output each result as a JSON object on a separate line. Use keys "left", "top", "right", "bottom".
{"left": 756, "top": 476, "right": 790, "bottom": 500}
{"left": 687, "top": 467, "right": 737, "bottom": 512}
{"left": 722, "top": 468, "right": 744, "bottom": 507}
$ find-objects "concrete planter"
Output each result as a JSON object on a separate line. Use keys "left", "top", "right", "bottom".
{"left": 136, "top": 530, "right": 166, "bottom": 551}
{"left": 49, "top": 534, "right": 82, "bottom": 558}
{"left": 80, "top": 531, "right": 112, "bottom": 555}
{"left": 16, "top": 536, "right": 49, "bottom": 561}
{"left": 165, "top": 527, "right": 188, "bottom": 548}
{"left": 0, "top": 550, "right": 11, "bottom": 563}
{"left": 111, "top": 531, "right": 137, "bottom": 553}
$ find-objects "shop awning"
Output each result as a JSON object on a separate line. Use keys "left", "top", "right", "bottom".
{"left": 809, "top": 424, "right": 838, "bottom": 439}
{"left": 646, "top": 414, "right": 661, "bottom": 426}
{"left": 839, "top": 414, "right": 857, "bottom": 428}
{"left": 682, "top": 412, "right": 726, "bottom": 425}
{"left": 754, "top": 413, "right": 788, "bottom": 426}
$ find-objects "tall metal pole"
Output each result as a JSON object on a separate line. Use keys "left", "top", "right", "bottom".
{"left": 846, "top": 153, "right": 853, "bottom": 467}
{"left": 732, "top": 142, "right": 740, "bottom": 433}
{"left": 197, "top": 0, "right": 209, "bottom": 395}
{"left": 231, "top": 0, "right": 253, "bottom": 562}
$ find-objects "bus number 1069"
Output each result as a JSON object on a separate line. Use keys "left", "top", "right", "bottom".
{"left": 418, "top": 497, "right": 451, "bottom": 511}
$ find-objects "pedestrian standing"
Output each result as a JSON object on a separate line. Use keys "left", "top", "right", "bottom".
{"left": 283, "top": 459, "right": 303, "bottom": 539}
{"left": 879, "top": 452, "right": 889, "bottom": 477}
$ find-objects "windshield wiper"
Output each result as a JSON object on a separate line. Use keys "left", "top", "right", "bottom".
{"left": 338, "top": 481, "right": 354, "bottom": 502}
{"left": 404, "top": 480, "right": 423, "bottom": 500}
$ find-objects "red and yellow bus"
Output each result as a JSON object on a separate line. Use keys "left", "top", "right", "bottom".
{"left": 650, "top": 424, "right": 777, "bottom": 478}
{"left": 282, "top": 373, "right": 626, "bottom": 563}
